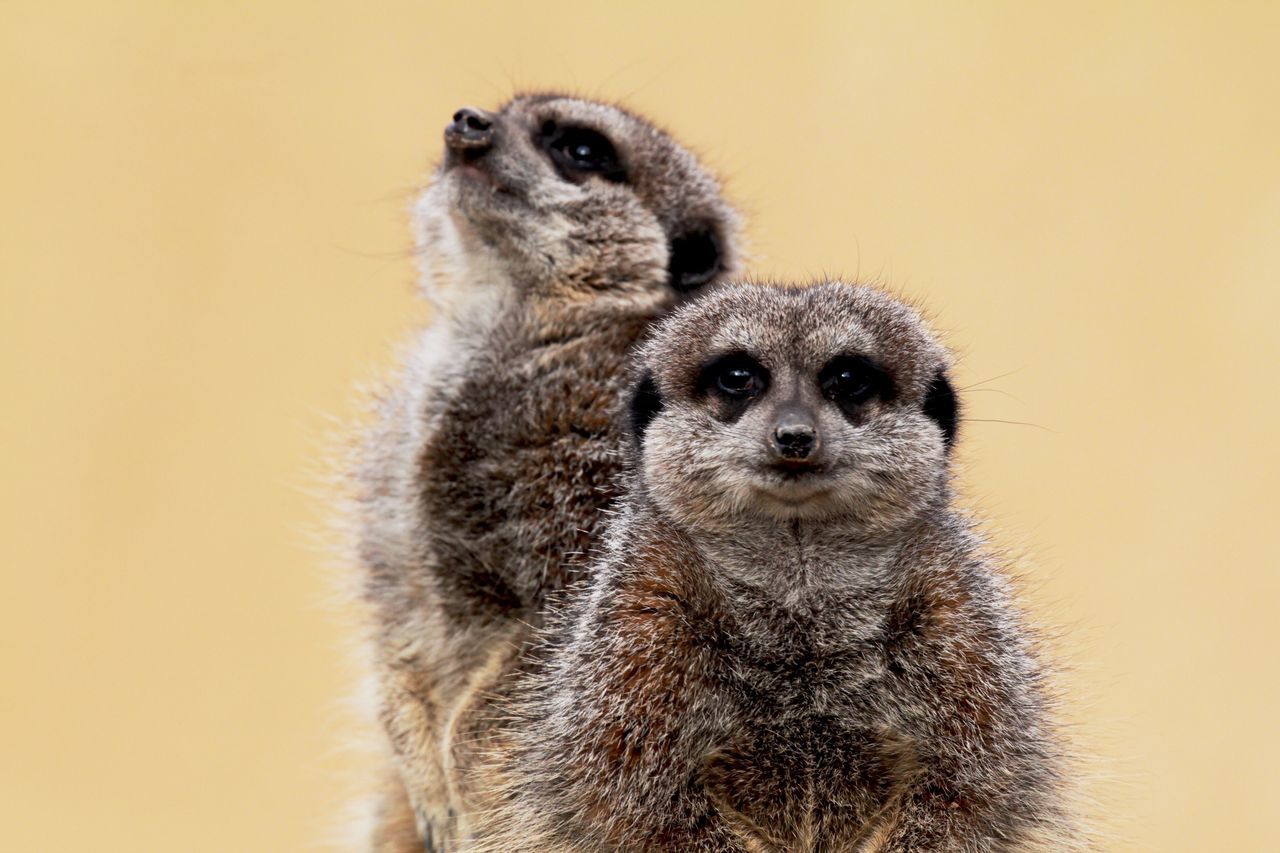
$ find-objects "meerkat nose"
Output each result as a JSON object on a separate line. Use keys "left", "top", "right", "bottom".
{"left": 445, "top": 107, "right": 495, "bottom": 151}
{"left": 772, "top": 417, "right": 819, "bottom": 461}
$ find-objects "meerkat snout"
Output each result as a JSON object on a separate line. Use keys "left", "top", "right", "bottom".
{"left": 771, "top": 406, "right": 819, "bottom": 461}
{"left": 444, "top": 107, "right": 496, "bottom": 173}
{"left": 444, "top": 106, "right": 495, "bottom": 153}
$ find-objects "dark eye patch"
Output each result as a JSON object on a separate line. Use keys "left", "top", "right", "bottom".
{"left": 629, "top": 372, "right": 663, "bottom": 445}
{"left": 668, "top": 227, "right": 721, "bottom": 292}
{"left": 819, "top": 355, "right": 894, "bottom": 418}
{"left": 537, "top": 120, "right": 625, "bottom": 183}
{"left": 696, "top": 352, "right": 769, "bottom": 420}
{"left": 922, "top": 370, "right": 959, "bottom": 449}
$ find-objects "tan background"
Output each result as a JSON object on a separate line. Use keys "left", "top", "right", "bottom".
{"left": 4, "top": 1, "right": 1278, "bottom": 850}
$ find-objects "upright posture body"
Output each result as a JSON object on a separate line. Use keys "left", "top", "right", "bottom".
{"left": 355, "top": 94, "right": 739, "bottom": 849}
{"left": 478, "top": 282, "right": 1076, "bottom": 851}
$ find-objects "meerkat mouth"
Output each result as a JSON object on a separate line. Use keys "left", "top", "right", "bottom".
{"left": 753, "top": 486, "right": 838, "bottom": 517}
{"left": 452, "top": 162, "right": 497, "bottom": 187}
{"left": 768, "top": 460, "right": 827, "bottom": 479}
{"left": 446, "top": 146, "right": 490, "bottom": 169}
{"left": 446, "top": 158, "right": 528, "bottom": 206}
{"left": 754, "top": 466, "right": 837, "bottom": 507}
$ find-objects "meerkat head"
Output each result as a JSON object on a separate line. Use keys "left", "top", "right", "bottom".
{"left": 412, "top": 93, "right": 739, "bottom": 317}
{"left": 630, "top": 282, "right": 959, "bottom": 535}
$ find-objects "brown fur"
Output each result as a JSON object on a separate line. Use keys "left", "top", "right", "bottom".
{"left": 369, "top": 764, "right": 424, "bottom": 852}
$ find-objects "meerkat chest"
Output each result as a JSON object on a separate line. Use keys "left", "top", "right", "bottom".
{"left": 695, "top": 603, "right": 907, "bottom": 847}
{"left": 702, "top": 713, "right": 905, "bottom": 852}
{"left": 710, "top": 585, "right": 893, "bottom": 699}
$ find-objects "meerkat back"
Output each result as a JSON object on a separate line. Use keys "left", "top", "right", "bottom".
{"left": 352, "top": 94, "right": 740, "bottom": 850}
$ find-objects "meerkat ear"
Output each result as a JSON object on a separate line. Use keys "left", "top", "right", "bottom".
{"left": 923, "top": 370, "right": 959, "bottom": 449}
{"left": 667, "top": 227, "right": 721, "bottom": 292}
{"left": 628, "top": 372, "right": 663, "bottom": 443}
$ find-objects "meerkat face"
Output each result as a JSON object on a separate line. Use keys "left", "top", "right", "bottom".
{"left": 412, "top": 93, "right": 738, "bottom": 315}
{"left": 631, "top": 282, "right": 959, "bottom": 534}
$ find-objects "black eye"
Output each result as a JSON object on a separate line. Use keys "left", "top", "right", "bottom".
{"left": 698, "top": 353, "right": 769, "bottom": 402}
{"left": 824, "top": 366, "right": 873, "bottom": 401}
{"left": 539, "top": 121, "right": 625, "bottom": 182}
{"left": 819, "top": 355, "right": 891, "bottom": 415}
{"left": 718, "top": 366, "right": 759, "bottom": 396}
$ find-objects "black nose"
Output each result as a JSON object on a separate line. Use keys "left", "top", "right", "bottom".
{"left": 773, "top": 422, "right": 818, "bottom": 460}
{"left": 445, "top": 107, "right": 495, "bottom": 151}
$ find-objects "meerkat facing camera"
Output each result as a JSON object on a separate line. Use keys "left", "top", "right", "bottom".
{"left": 354, "top": 94, "right": 740, "bottom": 849}
{"left": 471, "top": 281, "right": 1079, "bottom": 852}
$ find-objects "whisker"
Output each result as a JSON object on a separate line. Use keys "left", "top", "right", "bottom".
{"left": 957, "top": 387, "right": 1023, "bottom": 401}
{"left": 967, "top": 418, "right": 1054, "bottom": 433}
{"left": 957, "top": 369, "right": 1022, "bottom": 391}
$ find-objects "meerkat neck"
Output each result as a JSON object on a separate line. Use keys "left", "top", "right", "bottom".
{"left": 683, "top": 517, "right": 909, "bottom": 604}
{"left": 519, "top": 290, "right": 672, "bottom": 343}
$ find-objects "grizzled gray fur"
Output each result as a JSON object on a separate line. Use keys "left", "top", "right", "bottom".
{"left": 353, "top": 93, "right": 740, "bottom": 849}
{"left": 470, "top": 282, "right": 1079, "bottom": 852}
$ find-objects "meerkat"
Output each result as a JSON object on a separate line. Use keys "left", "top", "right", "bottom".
{"left": 471, "top": 281, "right": 1077, "bottom": 852}
{"left": 354, "top": 94, "right": 740, "bottom": 849}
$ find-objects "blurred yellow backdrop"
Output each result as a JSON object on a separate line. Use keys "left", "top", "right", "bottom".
{"left": 3, "top": 1, "right": 1278, "bottom": 850}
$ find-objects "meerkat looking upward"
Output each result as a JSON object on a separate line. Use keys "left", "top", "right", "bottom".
{"left": 473, "top": 281, "right": 1077, "bottom": 852}
{"left": 354, "top": 94, "right": 740, "bottom": 849}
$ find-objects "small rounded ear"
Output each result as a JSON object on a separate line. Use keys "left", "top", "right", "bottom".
{"left": 922, "top": 370, "right": 959, "bottom": 449}
{"left": 628, "top": 372, "right": 663, "bottom": 444}
{"left": 667, "top": 227, "right": 721, "bottom": 292}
